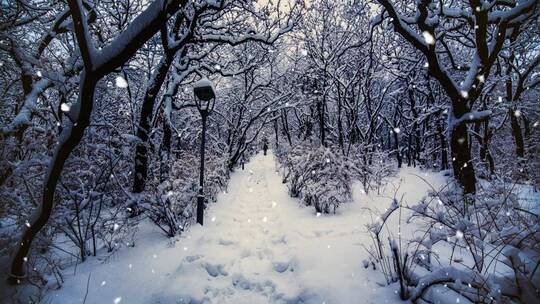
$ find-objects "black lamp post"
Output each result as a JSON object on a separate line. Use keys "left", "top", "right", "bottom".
{"left": 194, "top": 77, "right": 215, "bottom": 226}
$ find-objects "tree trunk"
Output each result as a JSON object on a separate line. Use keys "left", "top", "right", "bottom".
{"left": 509, "top": 108, "right": 525, "bottom": 158}
{"left": 450, "top": 123, "right": 476, "bottom": 195}
{"left": 393, "top": 130, "right": 402, "bottom": 168}
{"left": 317, "top": 96, "right": 326, "bottom": 146}
{"left": 160, "top": 110, "right": 172, "bottom": 183}
{"left": 437, "top": 120, "right": 448, "bottom": 170}
{"left": 9, "top": 72, "right": 97, "bottom": 283}
{"left": 274, "top": 118, "right": 279, "bottom": 148}
{"left": 133, "top": 56, "right": 173, "bottom": 193}
{"left": 281, "top": 109, "right": 292, "bottom": 146}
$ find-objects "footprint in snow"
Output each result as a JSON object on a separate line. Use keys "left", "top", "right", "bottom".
{"left": 204, "top": 262, "right": 228, "bottom": 277}
{"left": 184, "top": 255, "right": 202, "bottom": 263}
{"left": 272, "top": 257, "right": 297, "bottom": 273}
{"left": 271, "top": 235, "right": 287, "bottom": 245}
{"left": 218, "top": 238, "right": 234, "bottom": 246}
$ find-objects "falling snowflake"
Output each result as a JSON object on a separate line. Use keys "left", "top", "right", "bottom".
{"left": 262, "top": 216, "right": 268, "bottom": 223}
{"left": 460, "top": 90, "right": 469, "bottom": 98}
{"left": 514, "top": 110, "right": 521, "bottom": 117}
{"left": 477, "top": 74, "right": 485, "bottom": 83}
{"left": 36, "top": 71, "right": 42, "bottom": 77}
{"left": 316, "top": 212, "right": 321, "bottom": 217}
{"left": 113, "top": 297, "right": 122, "bottom": 304}
{"left": 301, "top": 49, "right": 308, "bottom": 56}
{"left": 115, "top": 76, "right": 128, "bottom": 88}
{"left": 113, "top": 223, "right": 120, "bottom": 231}
{"left": 498, "top": 96, "right": 503, "bottom": 102}
{"left": 214, "top": 64, "right": 221, "bottom": 71}
{"left": 533, "top": 121, "right": 539, "bottom": 128}
{"left": 211, "top": 216, "right": 216, "bottom": 222}
{"left": 456, "top": 230, "right": 464, "bottom": 239}
{"left": 423, "top": 62, "right": 429, "bottom": 68}
{"left": 101, "top": 281, "right": 106, "bottom": 286}
{"left": 393, "top": 127, "right": 400, "bottom": 134}
{"left": 271, "top": 201, "right": 277, "bottom": 208}
{"left": 422, "top": 31, "right": 435, "bottom": 45}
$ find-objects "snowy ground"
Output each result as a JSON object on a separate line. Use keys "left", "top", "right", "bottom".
{"left": 45, "top": 152, "right": 448, "bottom": 304}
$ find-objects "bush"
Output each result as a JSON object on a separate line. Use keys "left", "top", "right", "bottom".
{"left": 278, "top": 144, "right": 358, "bottom": 213}
{"left": 145, "top": 151, "right": 230, "bottom": 237}
{"left": 364, "top": 180, "right": 540, "bottom": 303}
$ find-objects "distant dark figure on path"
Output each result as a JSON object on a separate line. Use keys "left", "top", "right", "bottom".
{"left": 263, "top": 142, "right": 268, "bottom": 156}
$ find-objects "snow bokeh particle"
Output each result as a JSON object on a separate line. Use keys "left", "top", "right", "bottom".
{"left": 115, "top": 76, "right": 128, "bottom": 88}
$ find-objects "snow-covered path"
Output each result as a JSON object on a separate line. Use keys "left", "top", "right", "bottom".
{"left": 48, "top": 152, "right": 446, "bottom": 304}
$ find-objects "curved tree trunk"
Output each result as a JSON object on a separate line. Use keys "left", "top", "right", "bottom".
{"left": 9, "top": 72, "right": 97, "bottom": 283}
{"left": 133, "top": 55, "right": 173, "bottom": 193}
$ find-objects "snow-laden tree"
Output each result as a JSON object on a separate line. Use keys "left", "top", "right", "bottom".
{"left": 2, "top": 0, "right": 194, "bottom": 284}
{"left": 373, "top": 0, "right": 539, "bottom": 194}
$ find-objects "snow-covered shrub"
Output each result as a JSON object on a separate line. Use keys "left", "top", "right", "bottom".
{"left": 145, "top": 151, "right": 230, "bottom": 237}
{"left": 278, "top": 144, "right": 358, "bottom": 213}
{"left": 526, "top": 126, "right": 540, "bottom": 190}
{"left": 350, "top": 144, "right": 396, "bottom": 194}
{"left": 95, "top": 207, "right": 139, "bottom": 254}
{"left": 364, "top": 181, "right": 540, "bottom": 303}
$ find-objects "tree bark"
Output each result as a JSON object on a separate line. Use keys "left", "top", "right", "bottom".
{"left": 133, "top": 55, "right": 173, "bottom": 193}
{"left": 450, "top": 122, "right": 476, "bottom": 195}
{"left": 509, "top": 108, "right": 525, "bottom": 158}
{"left": 9, "top": 72, "right": 97, "bottom": 283}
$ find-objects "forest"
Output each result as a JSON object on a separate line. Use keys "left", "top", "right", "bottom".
{"left": 0, "top": 0, "right": 539, "bottom": 303}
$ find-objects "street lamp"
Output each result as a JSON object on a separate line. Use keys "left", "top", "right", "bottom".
{"left": 194, "top": 77, "right": 215, "bottom": 226}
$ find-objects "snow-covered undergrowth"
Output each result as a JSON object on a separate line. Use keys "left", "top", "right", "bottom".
{"left": 364, "top": 175, "right": 540, "bottom": 303}
{"left": 275, "top": 144, "right": 392, "bottom": 214}
{"left": 36, "top": 152, "right": 447, "bottom": 303}
{"left": 142, "top": 151, "right": 230, "bottom": 237}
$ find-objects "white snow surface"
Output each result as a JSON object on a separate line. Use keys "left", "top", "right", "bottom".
{"left": 47, "top": 152, "right": 447, "bottom": 304}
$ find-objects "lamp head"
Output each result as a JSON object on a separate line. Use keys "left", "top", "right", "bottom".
{"left": 193, "top": 77, "right": 215, "bottom": 101}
